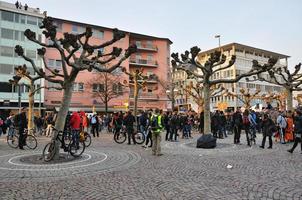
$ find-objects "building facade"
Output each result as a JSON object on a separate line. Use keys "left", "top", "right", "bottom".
{"left": 0, "top": 1, "right": 45, "bottom": 117}
{"left": 174, "top": 43, "right": 289, "bottom": 112}
{"left": 44, "top": 18, "right": 172, "bottom": 113}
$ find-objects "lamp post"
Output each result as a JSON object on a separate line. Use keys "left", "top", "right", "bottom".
{"left": 215, "top": 35, "right": 221, "bottom": 49}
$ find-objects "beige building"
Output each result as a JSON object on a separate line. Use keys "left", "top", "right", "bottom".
{"left": 174, "top": 43, "right": 289, "bottom": 112}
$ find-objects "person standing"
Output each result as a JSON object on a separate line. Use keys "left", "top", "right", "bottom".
{"left": 69, "top": 111, "right": 81, "bottom": 148}
{"left": 90, "top": 113, "right": 99, "bottom": 137}
{"left": 82, "top": 113, "right": 89, "bottom": 133}
{"left": 242, "top": 110, "right": 251, "bottom": 146}
{"left": 164, "top": 112, "right": 171, "bottom": 141}
{"left": 285, "top": 111, "right": 294, "bottom": 142}
{"left": 14, "top": 107, "right": 27, "bottom": 149}
{"left": 287, "top": 109, "right": 302, "bottom": 153}
{"left": 260, "top": 114, "right": 275, "bottom": 149}
{"left": 276, "top": 111, "right": 287, "bottom": 144}
{"left": 123, "top": 110, "right": 136, "bottom": 145}
{"left": 233, "top": 108, "right": 243, "bottom": 144}
{"left": 170, "top": 111, "right": 179, "bottom": 141}
{"left": 150, "top": 108, "right": 163, "bottom": 156}
{"left": 6, "top": 114, "right": 15, "bottom": 141}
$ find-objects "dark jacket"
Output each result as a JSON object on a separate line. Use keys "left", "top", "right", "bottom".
{"left": 262, "top": 118, "right": 275, "bottom": 137}
{"left": 124, "top": 114, "right": 135, "bottom": 128}
{"left": 170, "top": 114, "right": 180, "bottom": 128}
{"left": 294, "top": 115, "right": 302, "bottom": 135}
{"left": 233, "top": 111, "right": 243, "bottom": 127}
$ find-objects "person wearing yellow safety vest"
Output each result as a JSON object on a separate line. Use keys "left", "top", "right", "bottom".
{"left": 150, "top": 108, "right": 164, "bottom": 156}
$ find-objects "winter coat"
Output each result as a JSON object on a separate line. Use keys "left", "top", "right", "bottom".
{"left": 69, "top": 112, "right": 81, "bottom": 130}
{"left": 262, "top": 118, "right": 275, "bottom": 137}
{"left": 294, "top": 115, "right": 302, "bottom": 137}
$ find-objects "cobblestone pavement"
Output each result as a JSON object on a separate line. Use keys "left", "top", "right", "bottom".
{"left": 0, "top": 132, "right": 301, "bottom": 200}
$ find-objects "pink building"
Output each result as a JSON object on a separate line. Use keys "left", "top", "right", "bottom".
{"left": 44, "top": 18, "right": 172, "bottom": 112}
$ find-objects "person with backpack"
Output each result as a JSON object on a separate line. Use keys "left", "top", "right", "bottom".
{"left": 242, "top": 110, "right": 251, "bottom": 146}
{"left": 150, "top": 108, "right": 163, "bottom": 156}
{"left": 287, "top": 109, "right": 302, "bottom": 154}
{"left": 260, "top": 114, "right": 276, "bottom": 149}
{"left": 233, "top": 108, "right": 243, "bottom": 144}
{"left": 276, "top": 111, "right": 287, "bottom": 144}
{"left": 90, "top": 113, "right": 99, "bottom": 137}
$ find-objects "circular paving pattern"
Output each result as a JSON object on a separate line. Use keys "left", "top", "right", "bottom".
{"left": 0, "top": 148, "right": 141, "bottom": 179}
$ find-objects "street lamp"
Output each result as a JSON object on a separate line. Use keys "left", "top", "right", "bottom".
{"left": 214, "top": 35, "right": 221, "bottom": 48}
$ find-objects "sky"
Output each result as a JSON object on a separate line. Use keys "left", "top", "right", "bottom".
{"left": 7, "top": 0, "right": 302, "bottom": 69}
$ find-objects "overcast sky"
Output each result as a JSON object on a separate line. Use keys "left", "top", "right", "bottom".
{"left": 7, "top": 0, "right": 302, "bottom": 69}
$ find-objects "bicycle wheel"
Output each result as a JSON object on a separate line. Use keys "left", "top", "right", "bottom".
{"left": 7, "top": 135, "right": 19, "bottom": 148}
{"left": 84, "top": 133, "right": 92, "bottom": 147}
{"left": 26, "top": 135, "right": 37, "bottom": 149}
{"left": 134, "top": 132, "right": 145, "bottom": 144}
{"left": 69, "top": 141, "right": 85, "bottom": 157}
{"left": 114, "top": 132, "right": 126, "bottom": 144}
{"left": 42, "top": 142, "right": 55, "bottom": 162}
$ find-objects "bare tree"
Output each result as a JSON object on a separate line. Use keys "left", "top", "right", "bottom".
{"left": 9, "top": 65, "right": 62, "bottom": 134}
{"left": 224, "top": 88, "right": 261, "bottom": 109}
{"left": 182, "top": 81, "right": 225, "bottom": 112}
{"left": 260, "top": 91, "right": 287, "bottom": 110}
{"left": 251, "top": 63, "right": 302, "bottom": 111}
{"left": 86, "top": 71, "right": 124, "bottom": 114}
{"left": 158, "top": 68, "right": 177, "bottom": 111}
{"left": 171, "top": 47, "right": 277, "bottom": 134}
{"left": 15, "top": 16, "right": 136, "bottom": 159}
{"left": 122, "top": 68, "right": 157, "bottom": 120}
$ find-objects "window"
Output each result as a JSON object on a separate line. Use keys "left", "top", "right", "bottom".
{"left": 38, "top": 18, "right": 43, "bottom": 26}
{"left": 1, "top": 28, "right": 14, "bottom": 40}
{"left": 93, "top": 29, "right": 104, "bottom": 39}
{"left": 1, "top": 11, "right": 14, "bottom": 22}
{"left": 146, "top": 41, "right": 153, "bottom": 48}
{"left": 20, "top": 31, "right": 25, "bottom": 41}
{"left": 14, "top": 13, "right": 20, "bottom": 23}
{"left": 27, "top": 67, "right": 35, "bottom": 75}
{"left": 20, "top": 14, "right": 26, "bottom": 24}
{"left": 55, "top": 60, "right": 62, "bottom": 68}
{"left": 0, "top": 82, "right": 13, "bottom": 92}
{"left": 135, "top": 41, "right": 142, "bottom": 48}
{"left": 99, "top": 84, "right": 104, "bottom": 92}
{"left": 48, "top": 59, "right": 55, "bottom": 67}
{"left": 48, "top": 82, "right": 61, "bottom": 91}
{"left": 147, "top": 54, "right": 153, "bottom": 61}
{"left": 72, "top": 25, "right": 78, "bottom": 33}
{"left": 113, "top": 83, "right": 123, "bottom": 94}
{"left": 27, "top": 16, "right": 37, "bottom": 25}
{"left": 0, "top": 46, "right": 14, "bottom": 57}
{"left": 26, "top": 50, "right": 36, "bottom": 59}
{"left": 0, "top": 64, "right": 13, "bottom": 74}
{"left": 73, "top": 82, "right": 84, "bottom": 92}
{"left": 92, "top": 84, "right": 98, "bottom": 92}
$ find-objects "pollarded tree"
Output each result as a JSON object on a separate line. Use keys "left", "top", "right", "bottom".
{"left": 171, "top": 47, "right": 277, "bottom": 134}
{"left": 224, "top": 88, "right": 261, "bottom": 109}
{"left": 182, "top": 81, "right": 225, "bottom": 112}
{"left": 254, "top": 63, "right": 302, "bottom": 111}
{"left": 15, "top": 17, "right": 136, "bottom": 159}
{"left": 9, "top": 65, "right": 62, "bottom": 134}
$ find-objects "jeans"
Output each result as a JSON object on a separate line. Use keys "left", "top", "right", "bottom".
{"left": 8, "top": 127, "right": 15, "bottom": 139}
{"left": 234, "top": 125, "right": 241, "bottom": 143}
{"left": 170, "top": 127, "right": 178, "bottom": 141}
{"left": 165, "top": 126, "right": 171, "bottom": 141}
{"left": 289, "top": 137, "right": 302, "bottom": 152}
{"left": 261, "top": 134, "right": 272, "bottom": 148}
{"left": 71, "top": 129, "right": 80, "bottom": 147}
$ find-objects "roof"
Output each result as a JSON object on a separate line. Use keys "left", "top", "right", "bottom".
{"left": 199, "top": 42, "right": 290, "bottom": 59}
{"left": 52, "top": 17, "right": 173, "bottom": 44}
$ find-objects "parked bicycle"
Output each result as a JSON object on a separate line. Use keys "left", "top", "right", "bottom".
{"left": 7, "top": 128, "right": 37, "bottom": 149}
{"left": 114, "top": 126, "right": 145, "bottom": 144}
{"left": 42, "top": 127, "right": 85, "bottom": 162}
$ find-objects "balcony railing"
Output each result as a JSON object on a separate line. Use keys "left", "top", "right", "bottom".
{"left": 130, "top": 94, "right": 159, "bottom": 100}
{"left": 129, "top": 59, "right": 158, "bottom": 67}
{"left": 135, "top": 44, "right": 158, "bottom": 51}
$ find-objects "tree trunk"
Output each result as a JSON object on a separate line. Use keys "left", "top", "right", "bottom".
{"left": 105, "top": 95, "right": 108, "bottom": 114}
{"left": 28, "top": 84, "right": 35, "bottom": 135}
{"left": 286, "top": 89, "right": 293, "bottom": 111}
{"left": 203, "top": 83, "right": 211, "bottom": 134}
{"left": 52, "top": 80, "right": 75, "bottom": 159}
{"left": 134, "top": 81, "right": 139, "bottom": 125}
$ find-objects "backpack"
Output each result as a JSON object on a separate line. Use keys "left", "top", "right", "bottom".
{"left": 91, "top": 116, "right": 97, "bottom": 124}
{"left": 243, "top": 115, "right": 250, "bottom": 125}
{"left": 151, "top": 115, "right": 160, "bottom": 130}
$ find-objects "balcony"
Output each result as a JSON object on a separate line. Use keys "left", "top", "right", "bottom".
{"left": 129, "top": 59, "right": 158, "bottom": 67}
{"left": 135, "top": 44, "right": 158, "bottom": 52}
{"left": 130, "top": 94, "right": 159, "bottom": 100}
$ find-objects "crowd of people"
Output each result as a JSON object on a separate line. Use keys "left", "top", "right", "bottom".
{"left": 0, "top": 105, "right": 301, "bottom": 154}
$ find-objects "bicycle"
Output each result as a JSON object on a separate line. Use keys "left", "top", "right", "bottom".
{"left": 42, "top": 127, "right": 85, "bottom": 162}
{"left": 80, "top": 131, "right": 91, "bottom": 147}
{"left": 7, "top": 128, "right": 37, "bottom": 149}
{"left": 114, "top": 126, "right": 145, "bottom": 144}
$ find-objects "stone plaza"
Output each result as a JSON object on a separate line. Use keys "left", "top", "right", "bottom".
{"left": 0, "top": 132, "right": 301, "bottom": 200}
